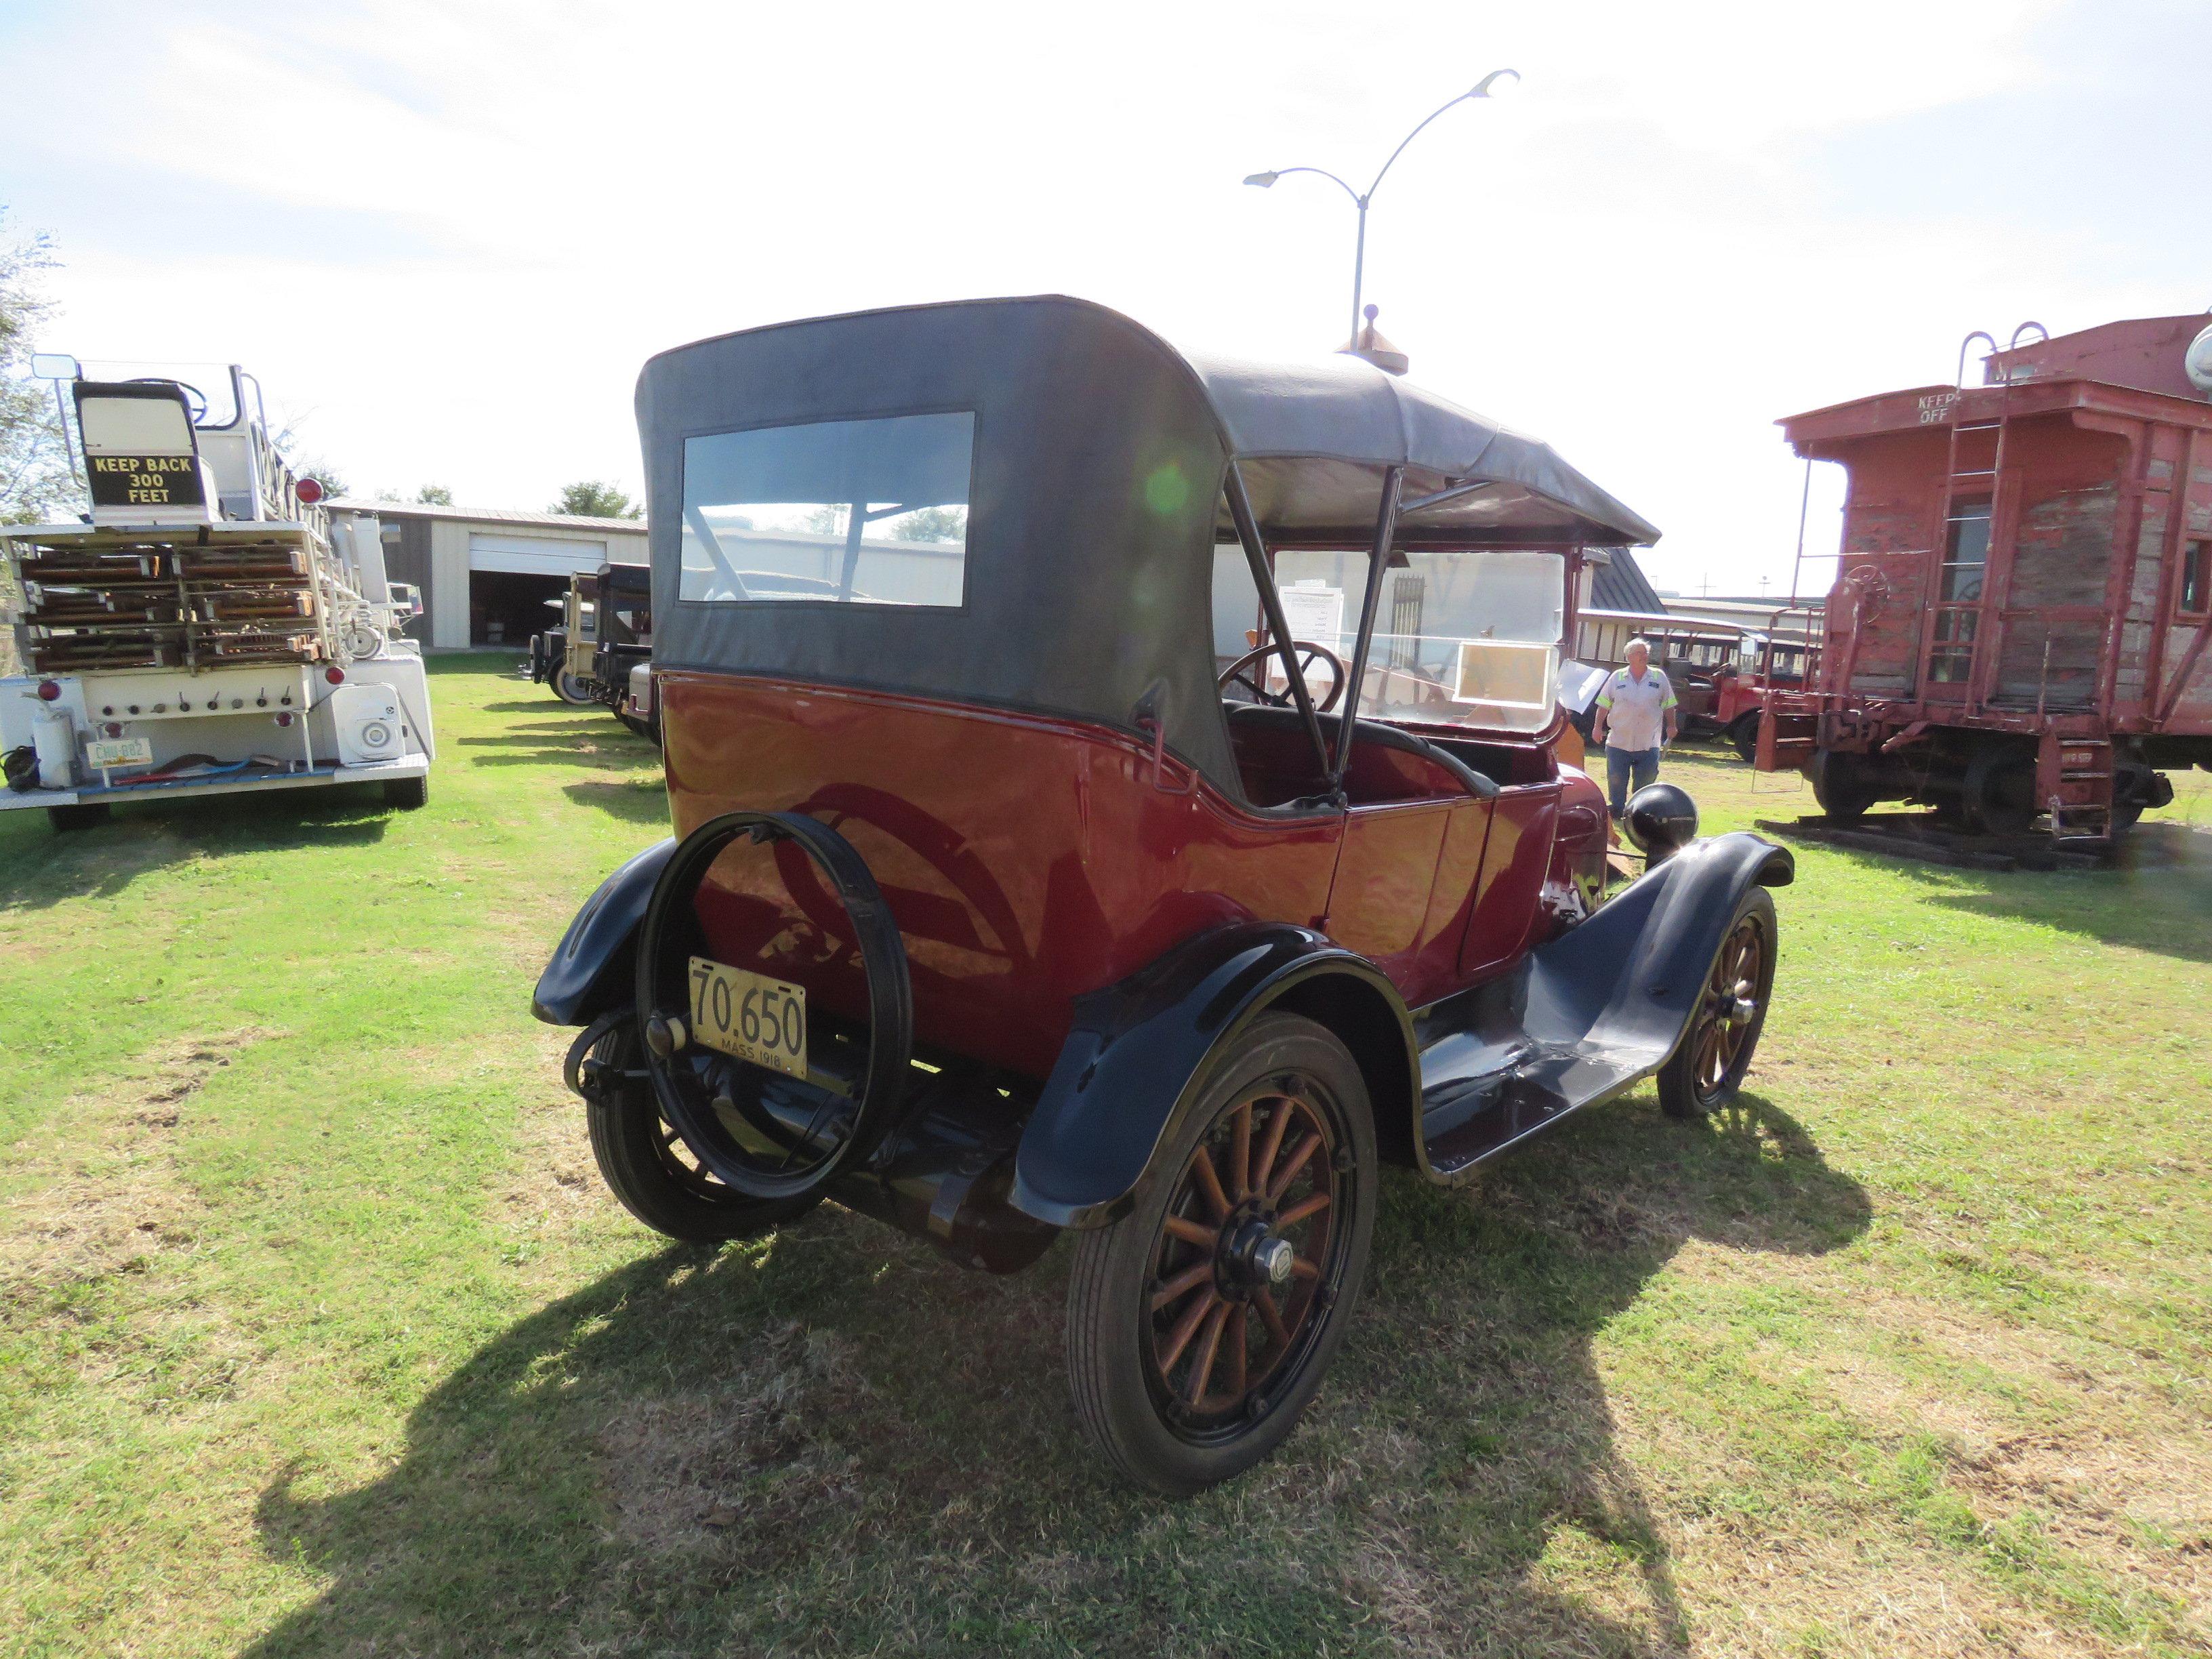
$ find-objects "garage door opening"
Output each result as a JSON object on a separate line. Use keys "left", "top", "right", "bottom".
{"left": 470, "top": 571, "right": 568, "bottom": 647}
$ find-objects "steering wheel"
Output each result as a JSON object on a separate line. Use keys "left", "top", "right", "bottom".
{"left": 1217, "top": 640, "right": 1345, "bottom": 714}
{"left": 130, "top": 376, "right": 209, "bottom": 425}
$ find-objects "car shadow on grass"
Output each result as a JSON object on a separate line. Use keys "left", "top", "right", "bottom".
{"left": 245, "top": 1091, "right": 1867, "bottom": 1658}
{"left": 561, "top": 779, "right": 671, "bottom": 827}
{"left": 0, "top": 790, "right": 392, "bottom": 913}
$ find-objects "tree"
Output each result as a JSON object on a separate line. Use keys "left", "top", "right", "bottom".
{"left": 414, "top": 484, "right": 453, "bottom": 505}
{"left": 890, "top": 505, "right": 967, "bottom": 543}
{"left": 552, "top": 480, "right": 641, "bottom": 519}
{"left": 0, "top": 209, "right": 72, "bottom": 527}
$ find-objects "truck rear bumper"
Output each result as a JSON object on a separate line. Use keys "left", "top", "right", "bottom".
{"left": 0, "top": 754, "right": 429, "bottom": 811}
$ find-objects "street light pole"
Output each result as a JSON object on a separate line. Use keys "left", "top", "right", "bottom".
{"left": 1246, "top": 69, "right": 1519, "bottom": 352}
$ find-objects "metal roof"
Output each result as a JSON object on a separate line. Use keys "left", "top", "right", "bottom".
{"left": 331, "top": 499, "right": 649, "bottom": 534}
{"left": 1590, "top": 546, "right": 1666, "bottom": 612}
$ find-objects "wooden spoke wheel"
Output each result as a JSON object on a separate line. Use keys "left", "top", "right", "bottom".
{"left": 1658, "top": 886, "right": 1777, "bottom": 1119}
{"left": 1066, "top": 1012, "right": 1376, "bottom": 1496}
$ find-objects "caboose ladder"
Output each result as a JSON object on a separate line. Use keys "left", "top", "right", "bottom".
{"left": 1921, "top": 330, "right": 2015, "bottom": 701}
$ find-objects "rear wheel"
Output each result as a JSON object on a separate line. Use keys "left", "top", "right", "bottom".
{"left": 552, "top": 670, "right": 595, "bottom": 705}
{"left": 1065, "top": 1012, "right": 1376, "bottom": 1496}
{"left": 1727, "top": 712, "right": 1761, "bottom": 764}
{"left": 47, "top": 803, "right": 110, "bottom": 832}
{"left": 384, "top": 775, "right": 428, "bottom": 811}
{"left": 1658, "top": 886, "right": 1776, "bottom": 1119}
{"left": 575, "top": 1019, "right": 819, "bottom": 1242}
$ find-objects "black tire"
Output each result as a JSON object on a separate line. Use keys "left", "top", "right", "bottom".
{"left": 1727, "top": 712, "right": 1761, "bottom": 764}
{"left": 1066, "top": 1011, "right": 1377, "bottom": 1496}
{"left": 383, "top": 775, "right": 428, "bottom": 811}
{"left": 615, "top": 709, "right": 657, "bottom": 743}
{"left": 47, "top": 803, "right": 110, "bottom": 832}
{"left": 1810, "top": 749, "right": 1879, "bottom": 823}
{"left": 1658, "top": 886, "right": 1777, "bottom": 1120}
{"left": 1962, "top": 743, "right": 2036, "bottom": 838}
{"left": 579, "top": 1021, "right": 819, "bottom": 1243}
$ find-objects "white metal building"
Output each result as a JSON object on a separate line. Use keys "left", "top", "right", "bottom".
{"left": 333, "top": 500, "right": 649, "bottom": 650}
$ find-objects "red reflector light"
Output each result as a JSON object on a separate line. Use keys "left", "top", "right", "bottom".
{"left": 325, "top": 666, "right": 346, "bottom": 685}
{"left": 296, "top": 476, "right": 325, "bottom": 506}
{"left": 275, "top": 711, "right": 295, "bottom": 727}
{"left": 35, "top": 680, "right": 62, "bottom": 701}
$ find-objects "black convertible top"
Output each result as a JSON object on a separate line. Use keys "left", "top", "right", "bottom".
{"left": 637, "top": 295, "right": 1656, "bottom": 797}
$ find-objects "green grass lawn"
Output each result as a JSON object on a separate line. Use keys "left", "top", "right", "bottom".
{"left": 2, "top": 655, "right": 2208, "bottom": 1658}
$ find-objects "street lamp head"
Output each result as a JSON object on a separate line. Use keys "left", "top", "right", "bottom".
{"left": 1469, "top": 68, "right": 1520, "bottom": 98}
{"left": 1243, "top": 171, "right": 1280, "bottom": 188}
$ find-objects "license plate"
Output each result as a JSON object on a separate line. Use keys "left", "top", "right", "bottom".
{"left": 85, "top": 737, "right": 153, "bottom": 768}
{"left": 687, "top": 956, "right": 807, "bottom": 1078}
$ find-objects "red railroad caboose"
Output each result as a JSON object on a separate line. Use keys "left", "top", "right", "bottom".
{"left": 1758, "top": 314, "right": 2212, "bottom": 840}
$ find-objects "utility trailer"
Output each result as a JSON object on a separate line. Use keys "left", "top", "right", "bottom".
{"left": 1, "top": 361, "right": 434, "bottom": 831}
{"left": 1757, "top": 315, "right": 2212, "bottom": 841}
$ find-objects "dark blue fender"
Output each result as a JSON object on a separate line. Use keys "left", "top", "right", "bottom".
{"left": 1414, "top": 830, "right": 1796, "bottom": 1177}
{"left": 530, "top": 838, "right": 677, "bottom": 1025}
{"left": 1008, "top": 923, "right": 1416, "bottom": 1231}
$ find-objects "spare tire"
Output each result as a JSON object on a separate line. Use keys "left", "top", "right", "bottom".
{"left": 633, "top": 811, "right": 912, "bottom": 1202}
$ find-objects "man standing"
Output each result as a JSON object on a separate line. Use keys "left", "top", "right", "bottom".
{"left": 1591, "top": 638, "right": 1678, "bottom": 819}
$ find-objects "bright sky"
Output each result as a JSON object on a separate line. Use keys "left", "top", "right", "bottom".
{"left": 3, "top": 0, "right": 2205, "bottom": 597}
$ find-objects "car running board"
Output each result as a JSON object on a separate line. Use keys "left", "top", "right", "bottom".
{"left": 1407, "top": 832, "right": 1792, "bottom": 1181}
{"left": 1416, "top": 1022, "right": 1654, "bottom": 1176}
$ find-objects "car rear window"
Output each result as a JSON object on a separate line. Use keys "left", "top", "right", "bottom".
{"left": 678, "top": 411, "right": 974, "bottom": 608}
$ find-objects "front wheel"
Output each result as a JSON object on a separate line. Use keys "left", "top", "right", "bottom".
{"left": 1065, "top": 1012, "right": 1376, "bottom": 1496}
{"left": 1658, "top": 886, "right": 1777, "bottom": 1119}
{"left": 1727, "top": 712, "right": 1761, "bottom": 764}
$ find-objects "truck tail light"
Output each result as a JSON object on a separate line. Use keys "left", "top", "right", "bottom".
{"left": 325, "top": 666, "right": 346, "bottom": 685}
{"left": 36, "top": 680, "right": 62, "bottom": 701}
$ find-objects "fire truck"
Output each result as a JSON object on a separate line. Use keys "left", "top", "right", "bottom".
{"left": 1, "top": 359, "right": 433, "bottom": 831}
{"left": 1758, "top": 315, "right": 2212, "bottom": 840}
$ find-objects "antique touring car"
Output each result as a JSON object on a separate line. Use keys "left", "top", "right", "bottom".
{"left": 535, "top": 298, "right": 1792, "bottom": 1493}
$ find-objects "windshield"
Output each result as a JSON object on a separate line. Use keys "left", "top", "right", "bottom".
{"left": 1216, "top": 546, "right": 1565, "bottom": 734}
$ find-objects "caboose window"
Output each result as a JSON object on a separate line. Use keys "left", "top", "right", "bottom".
{"left": 2184, "top": 540, "right": 2209, "bottom": 615}
{"left": 678, "top": 412, "right": 975, "bottom": 607}
{"left": 1940, "top": 501, "right": 1990, "bottom": 602}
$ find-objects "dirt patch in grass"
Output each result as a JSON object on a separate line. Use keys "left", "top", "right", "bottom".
{"left": 0, "top": 1028, "right": 277, "bottom": 1291}
{"left": 598, "top": 1321, "right": 874, "bottom": 1556}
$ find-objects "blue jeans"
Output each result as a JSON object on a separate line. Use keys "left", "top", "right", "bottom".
{"left": 1605, "top": 745, "right": 1660, "bottom": 817}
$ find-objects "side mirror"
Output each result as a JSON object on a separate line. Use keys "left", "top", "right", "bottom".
{"left": 28, "top": 353, "right": 80, "bottom": 381}
{"left": 1623, "top": 782, "right": 1699, "bottom": 863}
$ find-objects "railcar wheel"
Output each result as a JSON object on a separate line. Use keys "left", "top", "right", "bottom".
{"left": 1065, "top": 1012, "right": 1376, "bottom": 1496}
{"left": 1658, "top": 886, "right": 1776, "bottom": 1120}
{"left": 1962, "top": 745, "right": 2036, "bottom": 837}
{"left": 1810, "top": 750, "right": 1879, "bottom": 823}
{"left": 572, "top": 1018, "right": 819, "bottom": 1242}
